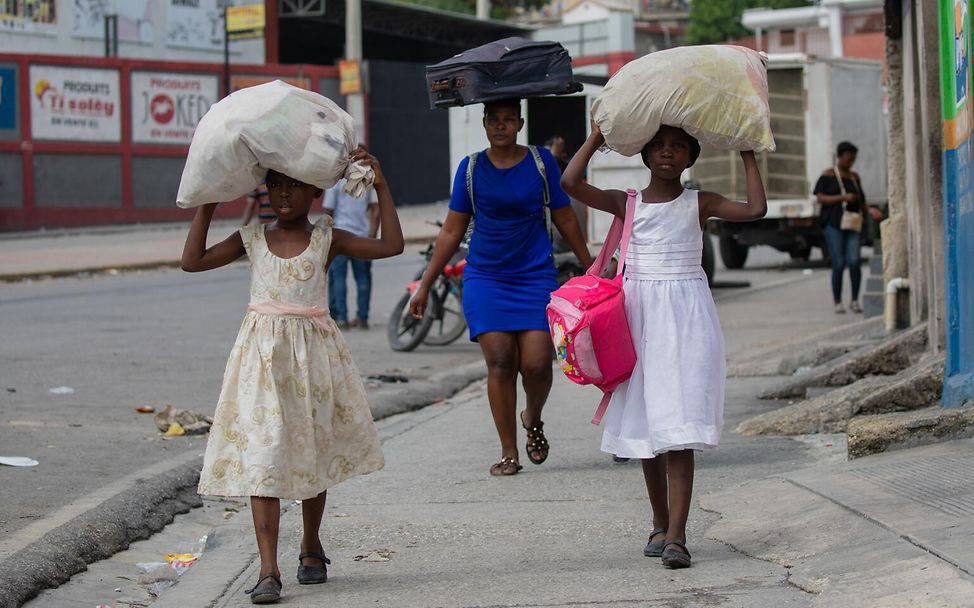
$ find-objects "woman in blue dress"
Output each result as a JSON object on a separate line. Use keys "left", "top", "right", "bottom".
{"left": 410, "top": 98, "right": 591, "bottom": 476}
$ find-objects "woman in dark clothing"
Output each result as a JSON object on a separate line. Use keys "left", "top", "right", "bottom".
{"left": 409, "top": 99, "right": 591, "bottom": 476}
{"left": 814, "top": 141, "right": 884, "bottom": 314}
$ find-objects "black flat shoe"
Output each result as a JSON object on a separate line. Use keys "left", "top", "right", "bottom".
{"left": 296, "top": 550, "right": 331, "bottom": 585}
{"left": 247, "top": 572, "right": 282, "bottom": 604}
{"left": 660, "top": 540, "right": 692, "bottom": 569}
{"left": 643, "top": 527, "right": 668, "bottom": 557}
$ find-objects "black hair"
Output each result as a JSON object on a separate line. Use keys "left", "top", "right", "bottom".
{"left": 640, "top": 127, "right": 702, "bottom": 168}
{"left": 483, "top": 98, "right": 522, "bottom": 117}
{"left": 836, "top": 141, "right": 858, "bottom": 157}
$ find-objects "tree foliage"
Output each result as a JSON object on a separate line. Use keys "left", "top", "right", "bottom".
{"left": 687, "top": 0, "right": 812, "bottom": 45}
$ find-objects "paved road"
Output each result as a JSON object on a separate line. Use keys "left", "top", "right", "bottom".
{"left": 0, "top": 239, "right": 850, "bottom": 548}
{"left": 0, "top": 245, "right": 482, "bottom": 544}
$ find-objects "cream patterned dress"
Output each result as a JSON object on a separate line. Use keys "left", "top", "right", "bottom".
{"left": 198, "top": 216, "right": 384, "bottom": 499}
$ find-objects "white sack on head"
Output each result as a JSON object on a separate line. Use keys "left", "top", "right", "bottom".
{"left": 176, "top": 80, "right": 374, "bottom": 208}
{"left": 592, "top": 45, "right": 775, "bottom": 157}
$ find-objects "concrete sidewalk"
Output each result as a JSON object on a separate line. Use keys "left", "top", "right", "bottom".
{"left": 0, "top": 202, "right": 448, "bottom": 281}
{"left": 145, "top": 386, "right": 974, "bottom": 608}
{"left": 701, "top": 439, "right": 974, "bottom": 605}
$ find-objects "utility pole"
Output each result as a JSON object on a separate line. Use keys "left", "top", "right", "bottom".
{"left": 346, "top": 0, "right": 365, "bottom": 142}
{"left": 476, "top": 0, "right": 489, "bottom": 20}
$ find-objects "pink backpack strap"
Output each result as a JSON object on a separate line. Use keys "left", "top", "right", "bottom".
{"left": 592, "top": 390, "right": 613, "bottom": 425}
{"left": 587, "top": 189, "right": 639, "bottom": 276}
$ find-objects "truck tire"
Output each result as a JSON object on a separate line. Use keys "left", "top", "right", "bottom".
{"left": 702, "top": 233, "right": 715, "bottom": 284}
{"left": 789, "top": 246, "right": 811, "bottom": 261}
{"left": 719, "top": 235, "right": 749, "bottom": 269}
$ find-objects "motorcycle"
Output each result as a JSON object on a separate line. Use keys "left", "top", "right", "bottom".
{"left": 387, "top": 234, "right": 585, "bottom": 352}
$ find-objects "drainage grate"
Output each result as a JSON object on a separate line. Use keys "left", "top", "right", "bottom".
{"left": 847, "top": 455, "right": 974, "bottom": 517}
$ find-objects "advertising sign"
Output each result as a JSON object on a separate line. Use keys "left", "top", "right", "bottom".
{"left": 0, "top": 65, "right": 18, "bottom": 134}
{"left": 227, "top": 3, "right": 265, "bottom": 32}
{"left": 73, "top": 0, "right": 154, "bottom": 44}
{"left": 132, "top": 72, "right": 218, "bottom": 145}
{"left": 1, "top": 0, "right": 57, "bottom": 34}
{"left": 167, "top": 0, "right": 251, "bottom": 51}
{"left": 29, "top": 66, "right": 120, "bottom": 142}
{"left": 939, "top": 0, "right": 974, "bottom": 406}
{"left": 339, "top": 60, "right": 362, "bottom": 95}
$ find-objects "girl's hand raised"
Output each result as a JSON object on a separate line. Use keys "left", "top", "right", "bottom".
{"left": 589, "top": 120, "right": 605, "bottom": 144}
{"left": 350, "top": 147, "right": 384, "bottom": 185}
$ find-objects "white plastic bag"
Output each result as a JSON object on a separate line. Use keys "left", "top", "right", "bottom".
{"left": 176, "top": 80, "right": 373, "bottom": 208}
{"left": 592, "top": 45, "right": 776, "bottom": 157}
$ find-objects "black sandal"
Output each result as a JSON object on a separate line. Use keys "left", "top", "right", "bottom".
{"left": 247, "top": 572, "right": 282, "bottom": 604}
{"left": 489, "top": 456, "right": 522, "bottom": 476}
{"left": 643, "top": 527, "right": 668, "bottom": 557}
{"left": 660, "top": 540, "right": 692, "bottom": 569}
{"left": 520, "top": 411, "right": 549, "bottom": 465}
{"left": 297, "top": 550, "right": 331, "bottom": 585}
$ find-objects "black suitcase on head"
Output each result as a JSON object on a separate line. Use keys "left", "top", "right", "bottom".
{"left": 426, "top": 37, "right": 583, "bottom": 109}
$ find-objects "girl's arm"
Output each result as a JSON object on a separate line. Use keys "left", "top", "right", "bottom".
{"left": 560, "top": 126, "right": 627, "bottom": 219}
{"left": 551, "top": 206, "right": 593, "bottom": 268}
{"left": 328, "top": 149, "right": 405, "bottom": 263}
{"left": 407, "top": 211, "right": 468, "bottom": 319}
{"left": 699, "top": 151, "right": 768, "bottom": 223}
{"left": 181, "top": 203, "right": 246, "bottom": 272}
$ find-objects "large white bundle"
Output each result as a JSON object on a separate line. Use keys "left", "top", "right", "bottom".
{"left": 592, "top": 45, "right": 776, "bottom": 157}
{"left": 176, "top": 80, "right": 372, "bottom": 208}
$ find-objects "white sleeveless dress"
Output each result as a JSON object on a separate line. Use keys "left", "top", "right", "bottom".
{"left": 198, "top": 217, "right": 384, "bottom": 500}
{"left": 601, "top": 189, "right": 725, "bottom": 459}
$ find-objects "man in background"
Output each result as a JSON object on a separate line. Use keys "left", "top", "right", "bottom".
{"left": 323, "top": 176, "right": 379, "bottom": 329}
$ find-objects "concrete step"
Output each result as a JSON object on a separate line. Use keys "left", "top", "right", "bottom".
{"left": 847, "top": 403, "right": 974, "bottom": 458}
{"left": 727, "top": 317, "right": 884, "bottom": 377}
{"left": 737, "top": 353, "right": 945, "bottom": 436}
{"left": 865, "top": 276, "right": 884, "bottom": 292}
{"left": 862, "top": 291, "right": 884, "bottom": 318}
{"left": 870, "top": 254, "right": 883, "bottom": 275}
{"left": 757, "top": 324, "right": 928, "bottom": 400}
{"left": 871, "top": 237, "right": 883, "bottom": 256}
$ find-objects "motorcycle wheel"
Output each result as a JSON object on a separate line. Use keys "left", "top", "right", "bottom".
{"left": 423, "top": 278, "right": 467, "bottom": 346}
{"left": 387, "top": 291, "right": 435, "bottom": 352}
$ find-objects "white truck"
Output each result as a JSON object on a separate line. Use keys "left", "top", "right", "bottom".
{"left": 690, "top": 54, "right": 888, "bottom": 268}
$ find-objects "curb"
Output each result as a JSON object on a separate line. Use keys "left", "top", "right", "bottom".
{"left": 369, "top": 360, "right": 486, "bottom": 421}
{"left": 0, "top": 460, "right": 204, "bottom": 608}
{"left": 0, "top": 236, "right": 438, "bottom": 284}
{"left": 0, "top": 363, "right": 486, "bottom": 608}
{"left": 0, "top": 260, "right": 184, "bottom": 283}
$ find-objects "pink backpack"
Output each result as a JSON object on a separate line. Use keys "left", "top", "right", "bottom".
{"left": 547, "top": 189, "right": 637, "bottom": 424}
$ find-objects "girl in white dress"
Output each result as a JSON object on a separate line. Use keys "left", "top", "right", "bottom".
{"left": 562, "top": 125, "right": 766, "bottom": 569}
{"left": 181, "top": 148, "right": 403, "bottom": 603}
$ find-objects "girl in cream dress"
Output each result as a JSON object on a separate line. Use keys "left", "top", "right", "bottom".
{"left": 182, "top": 148, "right": 403, "bottom": 603}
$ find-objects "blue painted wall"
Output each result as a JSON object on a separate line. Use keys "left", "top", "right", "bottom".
{"left": 941, "top": 0, "right": 974, "bottom": 407}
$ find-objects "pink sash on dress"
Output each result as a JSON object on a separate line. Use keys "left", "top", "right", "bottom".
{"left": 247, "top": 301, "right": 332, "bottom": 334}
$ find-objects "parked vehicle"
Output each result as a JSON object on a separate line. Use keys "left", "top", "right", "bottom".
{"left": 388, "top": 241, "right": 468, "bottom": 352}
{"left": 387, "top": 240, "right": 586, "bottom": 352}
{"left": 690, "top": 54, "right": 888, "bottom": 268}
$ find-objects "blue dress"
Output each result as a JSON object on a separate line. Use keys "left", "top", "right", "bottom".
{"left": 449, "top": 147, "right": 570, "bottom": 340}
